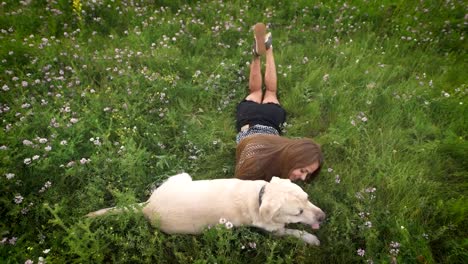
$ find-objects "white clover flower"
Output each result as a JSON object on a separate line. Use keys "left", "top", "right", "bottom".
{"left": 70, "top": 118, "right": 79, "bottom": 124}
{"left": 93, "top": 138, "right": 101, "bottom": 146}
{"left": 39, "top": 138, "right": 47, "bottom": 144}
{"left": 60, "top": 140, "right": 67, "bottom": 145}
{"left": 193, "top": 70, "right": 201, "bottom": 78}
{"left": 24, "top": 158, "right": 32, "bottom": 165}
{"left": 358, "top": 212, "right": 368, "bottom": 218}
{"left": 389, "top": 241, "right": 401, "bottom": 256}
{"left": 14, "top": 195, "right": 24, "bottom": 204}
{"left": 45, "top": 181, "right": 51, "bottom": 188}
{"left": 23, "top": 139, "right": 33, "bottom": 146}
{"left": 43, "top": 248, "right": 50, "bottom": 254}
{"left": 32, "top": 155, "right": 40, "bottom": 160}
{"left": 5, "top": 173, "right": 15, "bottom": 180}
{"left": 390, "top": 241, "right": 400, "bottom": 248}
{"left": 335, "top": 175, "right": 341, "bottom": 184}
{"left": 357, "top": 248, "right": 365, "bottom": 257}
{"left": 323, "top": 74, "right": 329, "bottom": 82}
{"left": 390, "top": 248, "right": 400, "bottom": 256}
{"left": 355, "top": 192, "right": 364, "bottom": 200}
{"left": 21, "top": 207, "right": 30, "bottom": 215}
{"left": 9, "top": 237, "right": 17, "bottom": 245}
{"left": 225, "top": 221, "right": 233, "bottom": 229}
{"left": 219, "top": 218, "right": 227, "bottom": 224}
{"left": 39, "top": 181, "right": 52, "bottom": 193}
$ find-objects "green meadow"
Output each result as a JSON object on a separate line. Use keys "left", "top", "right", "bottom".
{"left": 0, "top": 0, "right": 466, "bottom": 263}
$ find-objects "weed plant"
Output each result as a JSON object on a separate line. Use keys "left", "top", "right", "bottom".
{"left": 0, "top": 0, "right": 466, "bottom": 263}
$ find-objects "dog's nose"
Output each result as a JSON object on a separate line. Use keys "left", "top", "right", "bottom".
{"left": 317, "top": 211, "right": 326, "bottom": 223}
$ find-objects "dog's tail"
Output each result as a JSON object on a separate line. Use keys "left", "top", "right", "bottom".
{"left": 85, "top": 202, "right": 147, "bottom": 218}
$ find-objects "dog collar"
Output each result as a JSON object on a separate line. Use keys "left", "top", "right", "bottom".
{"left": 258, "top": 185, "right": 266, "bottom": 207}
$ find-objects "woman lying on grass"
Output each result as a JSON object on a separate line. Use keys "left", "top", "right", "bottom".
{"left": 235, "top": 23, "right": 323, "bottom": 183}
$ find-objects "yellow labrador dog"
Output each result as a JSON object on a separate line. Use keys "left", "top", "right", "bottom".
{"left": 86, "top": 173, "right": 326, "bottom": 245}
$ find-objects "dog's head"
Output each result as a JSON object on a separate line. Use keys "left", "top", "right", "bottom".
{"left": 259, "top": 177, "right": 325, "bottom": 230}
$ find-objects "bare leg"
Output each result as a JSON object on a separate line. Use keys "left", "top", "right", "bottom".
{"left": 245, "top": 56, "right": 263, "bottom": 103}
{"left": 262, "top": 47, "right": 279, "bottom": 104}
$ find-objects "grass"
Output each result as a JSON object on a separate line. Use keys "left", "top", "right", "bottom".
{"left": 0, "top": 0, "right": 467, "bottom": 263}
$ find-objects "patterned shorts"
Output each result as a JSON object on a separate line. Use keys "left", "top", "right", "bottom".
{"left": 236, "top": 124, "right": 280, "bottom": 144}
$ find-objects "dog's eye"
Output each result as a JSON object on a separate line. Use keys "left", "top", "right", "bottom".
{"left": 296, "top": 209, "right": 303, "bottom": 216}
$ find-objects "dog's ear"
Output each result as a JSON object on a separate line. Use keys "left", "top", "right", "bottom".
{"left": 271, "top": 176, "right": 291, "bottom": 184}
{"left": 259, "top": 186, "right": 283, "bottom": 222}
{"left": 270, "top": 176, "right": 281, "bottom": 183}
{"left": 259, "top": 198, "right": 281, "bottom": 222}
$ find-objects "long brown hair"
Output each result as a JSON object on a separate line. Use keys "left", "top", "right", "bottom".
{"left": 235, "top": 134, "right": 323, "bottom": 182}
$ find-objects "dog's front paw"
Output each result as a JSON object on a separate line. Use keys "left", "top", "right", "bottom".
{"left": 302, "top": 233, "right": 320, "bottom": 246}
